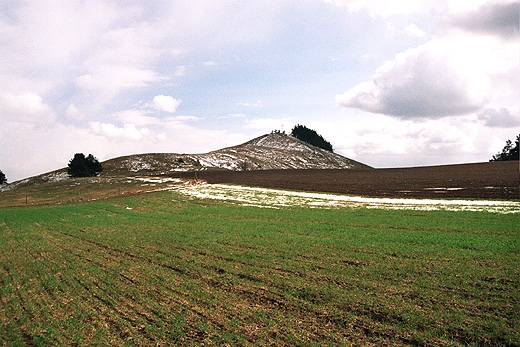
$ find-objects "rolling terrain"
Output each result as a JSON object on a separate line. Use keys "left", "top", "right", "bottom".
{"left": 1, "top": 134, "right": 519, "bottom": 346}
{"left": 1, "top": 133, "right": 518, "bottom": 200}
{"left": 1, "top": 133, "right": 369, "bottom": 192}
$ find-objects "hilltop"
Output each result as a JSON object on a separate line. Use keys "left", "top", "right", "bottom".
{"left": 102, "top": 133, "right": 369, "bottom": 176}
{"left": 1, "top": 133, "right": 369, "bottom": 191}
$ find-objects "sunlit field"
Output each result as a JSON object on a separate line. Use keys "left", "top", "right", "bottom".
{"left": 1, "top": 189, "right": 519, "bottom": 346}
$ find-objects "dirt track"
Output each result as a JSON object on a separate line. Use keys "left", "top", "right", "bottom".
{"left": 196, "top": 161, "right": 519, "bottom": 199}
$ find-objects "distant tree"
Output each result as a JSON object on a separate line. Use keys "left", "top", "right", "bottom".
{"left": 68, "top": 153, "right": 103, "bottom": 177}
{"left": 490, "top": 134, "right": 519, "bottom": 161}
{"left": 271, "top": 129, "right": 286, "bottom": 135}
{"left": 0, "top": 170, "right": 6, "bottom": 184}
{"left": 290, "top": 124, "right": 333, "bottom": 152}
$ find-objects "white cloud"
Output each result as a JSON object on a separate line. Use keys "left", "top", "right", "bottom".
{"left": 89, "top": 122, "right": 149, "bottom": 141}
{"left": 175, "top": 65, "right": 188, "bottom": 77}
{"left": 220, "top": 113, "right": 246, "bottom": 119}
{"left": 237, "top": 100, "right": 264, "bottom": 107}
{"left": 115, "top": 110, "right": 160, "bottom": 126}
{"left": 323, "top": 0, "right": 441, "bottom": 17}
{"left": 150, "top": 95, "right": 182, "bottom": 113}
{"left": 245, "top": 118, "right": 294, "bottom": 132}
{"left": 65, "top": 104, "right": 84, "bottom": 120}
{"left": 405, "top": 24, "right": 426, "bottom": 38}
{"left": 0, "top": 92, "right": 55, "bottom": 124}
{"left": 336, "top": 39, "right": 491, "bottom": 119}
{"left": 171, "top": 115, "right": 201, "bottom": 122}
{"left": 324, "top": 111, "right": 501, "bottom": 167}
{"left": 76, "top": 67, "right": 163, "bottom": 92}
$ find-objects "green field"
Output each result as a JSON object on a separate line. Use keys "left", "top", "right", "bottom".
{"left": 0, "top": 190, "right": 519, "bottom": 346}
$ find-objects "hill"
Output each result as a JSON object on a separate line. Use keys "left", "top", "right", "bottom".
{"left": 81, "top": 134, "right": 369, "bottom": 176}
{"left": 101, "top": 133, "right": 370, "bottom": 175}
{"left": 193, "top": 133, "right": 368, "bottom": 170}
{"left": 1, "top": 133, "right": 369, "bottom": 191}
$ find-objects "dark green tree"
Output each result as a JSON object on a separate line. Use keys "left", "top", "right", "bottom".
{"left": 68, "top": 153, "right": 103, "bottom": 177}
{"left": 290, "top": 124, "right": 333, "bottom": 152}
{"left": 0, "top": 169, "right": 6, "bottom": 184}
{"left": 490, "top": 134, "right": 519, "bottom": 161}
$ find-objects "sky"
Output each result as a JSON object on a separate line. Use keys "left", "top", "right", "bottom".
{"left": 1, "top": 0, "right": 519, "bottom": 182}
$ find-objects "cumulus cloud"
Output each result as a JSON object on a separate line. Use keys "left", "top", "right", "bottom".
{"left": 449, "top": 1, "right": 519, "bottom": 40}
{"left": 89, "top": 122, "right": 149, "bottom": 141}
{"left": 0, "top": 92, "right": 55, "bottom": 124}
{"left": 150, "top": 95, "right": 182, "bottom": 113}
{"left": 336, "top": 39, "right": 490, "bottom": 119}
{"left": 478, "top": 108, "right": 520, "bottom": 128}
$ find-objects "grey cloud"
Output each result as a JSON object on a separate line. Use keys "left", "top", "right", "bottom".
{"left": 478, "top": 108, "right": 520, "bottom": 128}
{"left": 450, "top": 2, "right": 519, "bottom": 40}
{"left": 336, "top": 41, "right": 488, "bottom": 119}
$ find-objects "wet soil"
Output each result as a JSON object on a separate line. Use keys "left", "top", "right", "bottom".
{"left": 194, "top": 161, "right": 519, "bottom": 199}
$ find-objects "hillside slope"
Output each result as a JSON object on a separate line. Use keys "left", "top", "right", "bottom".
{"left": 101, "top": 133, "right": 370, "bottom": 176}
{"left": 191, "top": 133, "right": 369, "bottom": 171}
{"left": 1, "top": 133, "right": 369, "bottom": 190}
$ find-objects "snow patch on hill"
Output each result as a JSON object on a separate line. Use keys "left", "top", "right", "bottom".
{"left": 186, "top": 133, "right": 367, "bottom": 171}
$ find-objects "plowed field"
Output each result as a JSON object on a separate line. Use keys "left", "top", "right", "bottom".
{"left": 198, "top": 161, "right": 519, "bottom": 199}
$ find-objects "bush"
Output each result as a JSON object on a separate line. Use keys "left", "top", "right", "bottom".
{"left": 68, "top": 153, "right": 103, "bottom": 177}
{"left": 291, "top": 124, "right": 333, "bottom": 152}
{"left": 0, "top": 170, "right": 6, "bottom": 184}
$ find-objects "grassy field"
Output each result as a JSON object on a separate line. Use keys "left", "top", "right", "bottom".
{"left": 0, "top": 190, "right": 519, "bottom": 346}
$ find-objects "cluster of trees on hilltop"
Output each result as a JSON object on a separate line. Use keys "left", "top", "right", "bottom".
{"left": 290, "top": 124, "right": 333, "bottom": 152}
{"left": 0, "top": 170, "right": 6, "bottom": 184}
{"left": 490, "top": 134, "right": 519, "bottom": 161}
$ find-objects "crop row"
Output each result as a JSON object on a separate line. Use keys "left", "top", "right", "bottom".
{"left": 1, "top": 191, "right": 519, "bottom": 346}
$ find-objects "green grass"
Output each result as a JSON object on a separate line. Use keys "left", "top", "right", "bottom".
{"left": 0, "top": 191, "right": 519, "bottom": 346}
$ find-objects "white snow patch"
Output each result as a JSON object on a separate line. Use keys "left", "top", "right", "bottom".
{"left": 42, "top": 172, "right": 69, "bottom": 183}
{"left": 177, "top": 184, "right": 520, "bottom": 214}
{"left": 132, "top": 177, "right": 182, "bottom": 184}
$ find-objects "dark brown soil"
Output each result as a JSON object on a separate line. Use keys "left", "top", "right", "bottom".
{"left": 195, "top": 161, "right": 519, "bottom": 199}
